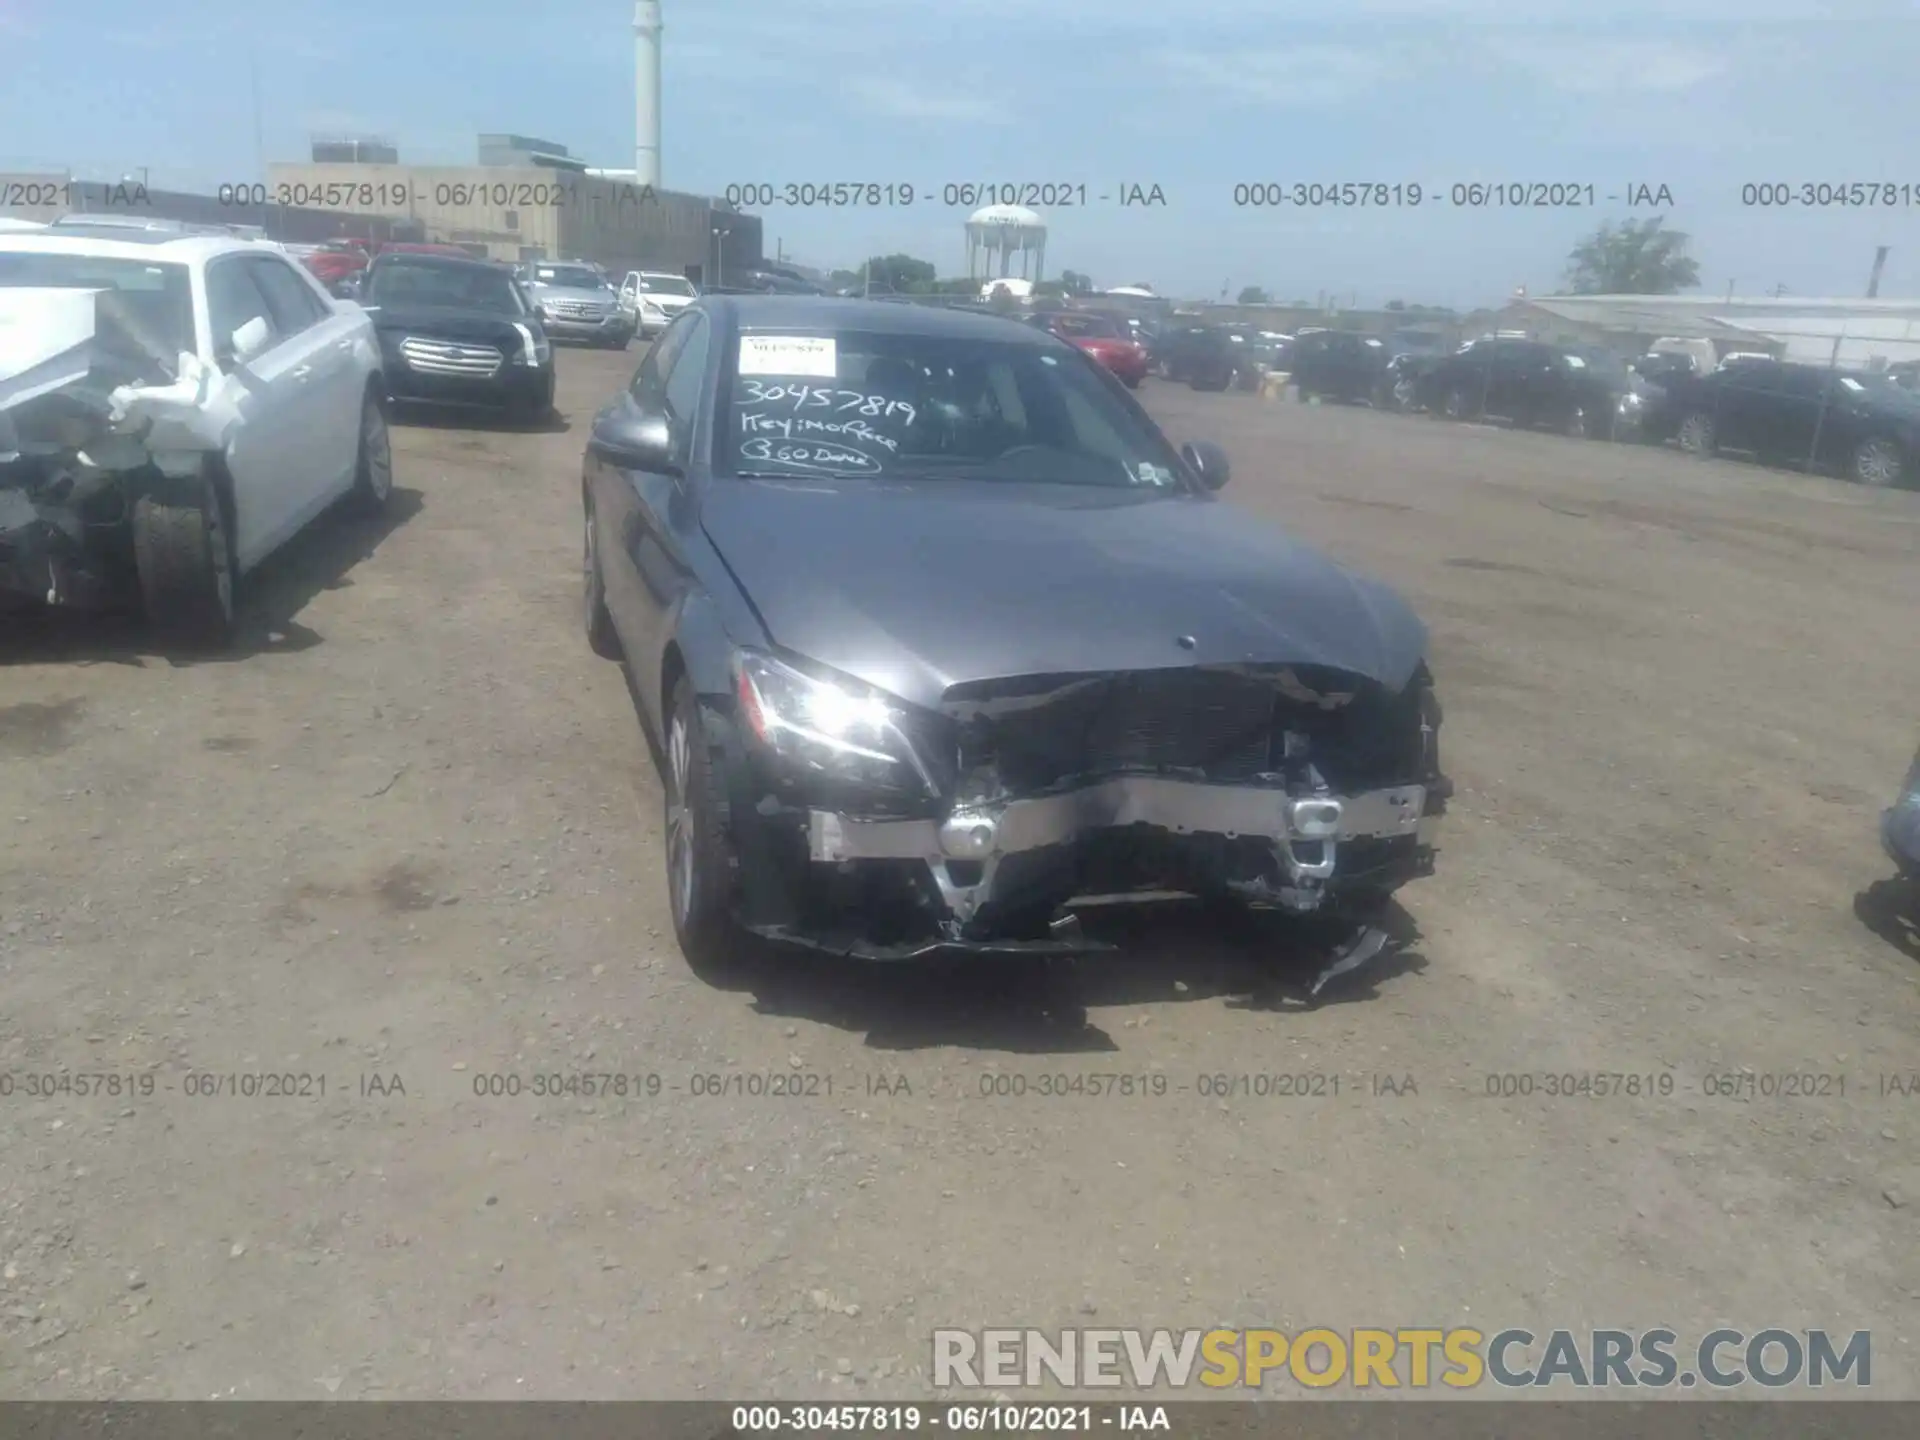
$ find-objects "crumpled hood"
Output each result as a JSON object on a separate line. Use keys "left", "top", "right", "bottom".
{"left": 2, "top": 287, "right": 229, "bottom": 464}
{"left": 699, "top": 478, "right": 1429, "bottom": 711}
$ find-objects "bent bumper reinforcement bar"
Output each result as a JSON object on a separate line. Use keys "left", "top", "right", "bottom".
{"left": 806, "top": 777, "right": 1438, "bottom": 925}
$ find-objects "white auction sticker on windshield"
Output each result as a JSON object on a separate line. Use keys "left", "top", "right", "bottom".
{"left": 739, "top": 335, "right": 837, "bottom": 377}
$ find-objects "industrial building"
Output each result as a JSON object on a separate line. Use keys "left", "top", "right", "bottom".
{"left": 1489, "top": 295, "right": 1920, "bottom": 370}
{"left": 267, "top": 133, "right": 761, "bottom": 283}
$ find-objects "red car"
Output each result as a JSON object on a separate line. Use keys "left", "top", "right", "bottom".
{"left": 1034, "top": 311, "right": 1149, "bottom": 388}
{"left": 301, "top": 241, "right": 370, "bottom": 286}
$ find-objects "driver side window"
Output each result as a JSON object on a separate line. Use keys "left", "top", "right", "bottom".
{"left": 629, "top": 314, "right": 690, "bottom": 403}
{"left": 661, "top": 315, "right": 709, "bottom": 468}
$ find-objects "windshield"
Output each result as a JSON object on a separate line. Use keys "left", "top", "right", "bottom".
{"left": 719, "top": 328, "right": 1187, "bottom": 488}
{"left": 366, "top": 261, "right": 527, "bottom": 315}
{"left": 637, "top": 275, "right": 696, "bottom": 297}
{"left": 531, "top": 265, "right": 605, "bottom": 290}
{"left": 0, "top": 251, "right": 195, "bottom": 378}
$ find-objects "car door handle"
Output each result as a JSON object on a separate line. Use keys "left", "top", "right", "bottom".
{"left": 290, "top": 365, "right": 313, "bottom": 381}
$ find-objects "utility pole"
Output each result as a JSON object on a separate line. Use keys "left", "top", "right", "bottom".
{"left": 1867, "top": 245, "right": 1890, "bottom": 298}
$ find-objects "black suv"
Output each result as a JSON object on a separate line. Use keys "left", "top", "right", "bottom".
{"left": 1290, "top": 329, "right": 1389, "bottom": 404}
{"left": 1640, "top": 359, "right": 1920, "bottom": 488}
{"left": 1416, "top": 337, "right": 1628, "bottom": 439}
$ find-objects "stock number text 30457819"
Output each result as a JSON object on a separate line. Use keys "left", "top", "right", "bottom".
{"left": 735, "top": 380, "right": 917, "bottom": 426}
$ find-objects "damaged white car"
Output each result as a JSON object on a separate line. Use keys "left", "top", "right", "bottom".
{"left": 1, "top": 217, "right": 392, "bottom": 645}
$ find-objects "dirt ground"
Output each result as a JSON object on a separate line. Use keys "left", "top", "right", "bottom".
{"left": 2, "top": 348, "right": 1917, "bottom": 1400}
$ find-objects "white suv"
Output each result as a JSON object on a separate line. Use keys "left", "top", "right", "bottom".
{"left": 0, "top": 217, "right": 391, "bottom": 646}
{"left": 617, "top": 270, "right": 698, "bottom": 338}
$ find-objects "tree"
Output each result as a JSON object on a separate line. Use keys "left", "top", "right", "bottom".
{"left": 1237, "top": 285, "right": 1271, "bottom": 304}
{"left": 1386, "top": 299, "right": 1405, "bottom": 311}
{"left": 1563, "top": 217, "right": 1700, "bottom": 295}
{"left": 1060, "top": 269, "right": 1094, "bottom": 295}
{"left": 986, "top": 284, "right": 1022, "bottom": 314}
{"left": 862, "top": 253, "right": 937, "bottom": 293}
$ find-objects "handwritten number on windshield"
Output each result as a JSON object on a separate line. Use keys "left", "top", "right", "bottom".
{"left": 740, "top": 436, "right": 884, "bottom": 474}
{"left": 738, "top": 379, "right": 916, "bottom": 427}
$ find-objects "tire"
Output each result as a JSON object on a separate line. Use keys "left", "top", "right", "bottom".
{"left": 1677, "top": 411, "right": 1717, "bottom": 456}
{"left": 1122, "top": 374, "right": 1140, "bottom": 390}
{"left": 132, "top": 473, "right": 236, "bottom": 650}
{"left": 1564, "top": 405, "right": 1592, "bottom": 440}
{"left": 1852, "top": 436, "right": 1905, "bottom": 488}
{"left": 663, "top": 677, "right": 751, "bottom": 982}
{"left": 511, "top": 375, "right": 556, "bottom": 426}
{"left": 582, "top": 501, "right": 621, "bottom": 659}
{"left": 348, "top": 390, "right": 393, "bottom": 514}
{"left": 1441, "top": 386, "right": 1473, "bottom": 421}
{"left": 1391, "top": 377, "right": 1418, "bottom": 411}
{"left": 1296, "top": 383, "right": 1312, "bottom": 404}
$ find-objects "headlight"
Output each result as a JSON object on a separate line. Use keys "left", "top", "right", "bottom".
{"left": 510, "top": 323, "right": 549, "bottom": 366}
{"left": 734, "top": 651, "right": 937, "bottom": 796}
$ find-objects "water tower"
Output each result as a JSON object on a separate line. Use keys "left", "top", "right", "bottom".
{"left": 966, "top": 204, "right": 1046, "bottom": 283}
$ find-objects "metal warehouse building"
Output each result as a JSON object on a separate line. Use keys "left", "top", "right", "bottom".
{"left": 267, "top": 133, "right": 762, "bottom": 284}
{"left": 1491, "top": 294, "right": 1920, "bottom": 370}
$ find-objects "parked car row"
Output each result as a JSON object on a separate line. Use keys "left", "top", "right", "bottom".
{"left": 1637, "top": 358, "right": 1920, "bottom": 488}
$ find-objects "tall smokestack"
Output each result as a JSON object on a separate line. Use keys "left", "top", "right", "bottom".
{"left": 634, "top": 0, "right": 662, "bottom": 189}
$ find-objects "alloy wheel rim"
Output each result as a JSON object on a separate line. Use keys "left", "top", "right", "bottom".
{"left": 1859, "top": 443, "right": 1898, "bottom": 487}
{"left": 1681, "top": 416, "right": 1711, "bottom": 451}
{"left": 666, "top": 714, "right": 695, "bottom": 925}
{"left": 364, "top": 404, "right": 393, "bottom": 498}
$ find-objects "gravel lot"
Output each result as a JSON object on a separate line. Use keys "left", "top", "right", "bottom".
{"left": 2, "top": 346, "right": 1917, "bottom": 1399}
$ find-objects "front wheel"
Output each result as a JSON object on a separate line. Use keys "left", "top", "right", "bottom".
{"left": 348, "top": 391, "right": 393, "bottom": 513}
{"left": 1853, "top": 436, "right": 1906, "bottom": 488}
{"left": 1122, "top": 374, "right": 1140, "bottom": 390}
{"left": 663, "top": 678, "right": 752, "bottom": 983}
{"left": 132, "top": 473, "right": 236, "bottom": 650}
{"left": 1564, "top": 404, "right": 1592, "bottom": 440}
{"left": 1441, "top": 386, "right": 1473, "bottom": 421}
{"left": 1677, "top": 411, "right": 1717, "bottom": 456}
{"left": 582, "top": 503, "right": 621, "bottom": 659}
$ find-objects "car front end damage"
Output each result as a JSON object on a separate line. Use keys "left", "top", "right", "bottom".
{"left": 1, "top": 287, "right": 232, "bottom": 614}
{"left": 715, "top": 651, "right": 1448, "bottom": 991}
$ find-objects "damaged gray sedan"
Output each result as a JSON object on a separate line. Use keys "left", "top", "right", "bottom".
{"left": 582, "top": 296, "right": 1449, "bottom": 993}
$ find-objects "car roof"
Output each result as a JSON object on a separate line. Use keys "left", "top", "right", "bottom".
{"left": 706, "top": 294, "right": 1056, "bottom": 346}
{"left": 0, "top": 228, "right": 273, "bottom": 264}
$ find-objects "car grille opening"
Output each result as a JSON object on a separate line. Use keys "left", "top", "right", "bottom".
{"left": 398, "top": 337, "right": 504, "bottom": 378}
{"left": 944, "top": 666, "right": 1425, "bottom": 796}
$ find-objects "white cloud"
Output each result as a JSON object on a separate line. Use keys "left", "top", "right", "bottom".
{"left": 844, "top": 78, "right": 1009, "bottom": 124}
{"left": 1490, "top": 38, "right": 1728, "bottom": 93}
{"left": 1159, "top": 47, "right": 1396, "bottom": 106}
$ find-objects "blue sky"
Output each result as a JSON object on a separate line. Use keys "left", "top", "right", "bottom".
{"left": 3, "top": 0, "right": 1919, "bottom": 306}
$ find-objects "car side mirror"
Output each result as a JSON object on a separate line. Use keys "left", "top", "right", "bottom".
{"left": 1182, "top": 440, "right": 1230, "bottom": 491}
{"left": 223, "top": 315, "right": 273, "bottom": 365}
{"left": 590, "top": 405, "right": 677, "bottom": 474}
